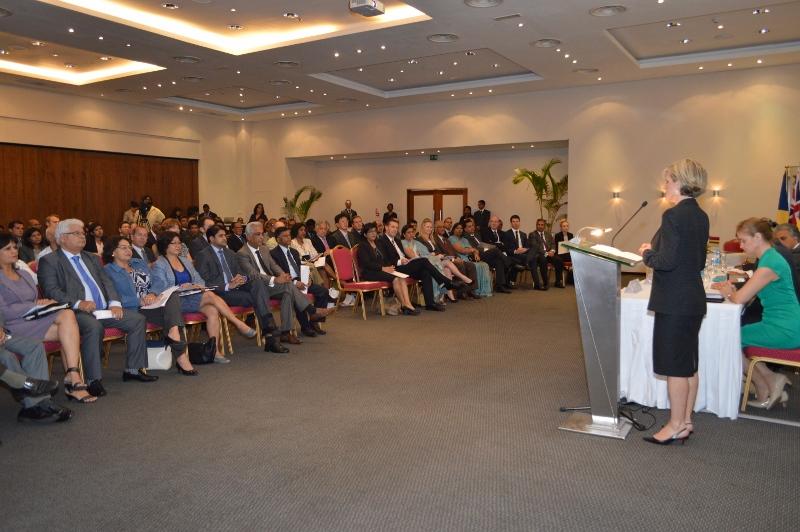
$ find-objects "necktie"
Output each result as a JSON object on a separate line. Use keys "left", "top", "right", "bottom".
{"left": 493, "top": 230, "right": 499, "bottom": 243}
{"left": 285, "top": 248, "right": 300, "bottom": 278}
{"left": 217, "top": 248, "right": 233, "bottom": 284}
{"left": 540, "top": 232, "right": 547, "bottom": 252}
{"left": 516, "top": 231, "right": 521, "bottom": 248}
{"left": 255, "top": 249, "right": 268, "bottom": 274}
{"left": 322, "top": 237, "right": 330, "bottom": 251}
{"left": 343, "top": 231, "right": 350, "bottom": 247}
{"left": 71, "top": 255, "right": 106, "bottom": 309}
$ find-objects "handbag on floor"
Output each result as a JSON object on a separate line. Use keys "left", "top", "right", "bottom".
{"left": 384, "top": 296, "right": 401, "bottom": 316}
{"left": 188, "top": 337, "right": 216, "bottom": 365}
{"left": 146, "top": 340, "right": 173, "bottom": 370}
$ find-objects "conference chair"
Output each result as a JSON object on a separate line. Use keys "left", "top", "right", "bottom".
{"left": 741, "top": 346, "right": 800, "bottom": 412}
{"left": 330, "top": 245, "right": 389, "bottom": 320}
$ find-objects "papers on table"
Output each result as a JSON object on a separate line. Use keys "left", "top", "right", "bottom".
{"left": 590, "top": 244, "right": 643, "bottom": 263}
{"left": 22, "top": 302, "right": 68, "bottom": 321}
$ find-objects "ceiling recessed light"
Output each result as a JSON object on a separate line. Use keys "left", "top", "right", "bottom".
{"left": 758, "top": 28, "right": 769, "bottom": 34}
{"left": 239, "top": 92, "right": 243, "bottom": 97}
{"left": 142, "top": 85, "right": 148, "bottom": 89}
{"left": 365, "top": 104, "right": 370, "bottom": 107}
{"left": 204, "top": 92, "right": 210, "bottom": 95}
{"left": 464, "top": 0, "right": 503, "bottom": 6}
{"left": 408, "top": 58, "right": 418, "bottom": 64}
{"left": 178, "top": 106, "right": 184, "bottom": 110}
{"left": 356, "top": 49, "right": 362, "bottom": 54}
{"left": 727, "top": 63, "right": 733, "bottom": 67}
{"left": 438, "top": 70, "right": 444, "bottom": 75}
{"left": 555, "top": 48, "right": 561, "bottom": 52}
{"left": 284, "top": 12, "right": 301, "bottom": 20}
{"left": 427, "top": 33, "right": 459, "bottom": 43}
{"left": 323, "top": 92, "right": 327, "bottom": 96}
{"left": 533, "top": 38, "right": 561, "bottom": 48}
{"left": 388, "top": 77, "right": 395, "bottom": 82}
{"left": 421, "top": 151, "right": 425, "bottom": 154}
{"left": 517, "top": 22, "right": 524, "bottom": 27}
{"left": 171, "top": 81, "right": 176, "bottom": 85}
{"left": 228, "top": 24, "right": 244, "bottom": 31}
{"left": 64, "top": 63, "right": 74, "bottom": 69}
{"left": 488, "top": 89, "right": 493, "bottom": 93}
{"left": 698, "top": 66, "right": 704, "bottom": 70}
{"left": 572, "top": 59, "right": 577, "bottom": 64}
{"left": 468, "top": 91, "right": 473, "bottom": 95}
{"left": 282, "top": 113, "right": 286, "bottom": 117}
{"left": 343, "top": 155, "right": 347, "bottom": 158}
{"left": 681, "top": 38, "right": 691, "bottom": 44}
{"left": 380, "top": 44, "right": 386, "bottom": 50}
{"left": 752, "top": 8, "right": 770, "bottom": 15}
{"left": 465, "top": 50, "right": 476, "bottom": 56}
{"left": 307, "top": 110, "right": 311, "bottom": 114}
{"left": 717, "top": 24, "right": 724, "bottom": 29}
{"left": 99, "top": 56, "right": 110, "bottom": 61}
{"left": 597, "top": 77, "right": 602, "bottom": 81}
{"left": 236, "top": 70, "right": 241, "bottom": 74}
{"left": 357, "top": 67, "right": 364, "bottom": 72}
{"left": 564, "top": 53, "right": 570, "bottom": 58}
{"left": 295, "top": 85, "right": 300, "bottom": 89}
{"left": 589, "top": 5, "right": 627, "bottom": 17}
{"left": 162, "top": 3, "right": 179, "bottom": 9}
{"left": 125, "top": 43, "right": 131, "bottom": 47}
{"left": 294, "top": 111, "right": 298, "bottom": 115}
{"left": 230, "top": 8, "right": 236, "bottom": 12}
{"left": 399, "top": 69, "right": 404, "bottom": 73}
{"left": 333, "top": 51, "right": 340, "bottom": 57}
{"left": 452, "top": 61, "right": 458, "bottom": 66}
{"left": 98, "top": 35, "right": 103, "bottom": 40}
{"left": 450, "top": 93, "right": 454, "bottom": 96}
{"left": 68, "top": 28, "right": 75, "bottom": 33}
{"left": 51, "top": 53, "right": 59, "bottom": 57}
{"left": 309, "top": 89, "right": 314, "bottom": 92}
{"left": 492, "top": 63, "right": 499, "bottom": 68}
{"left": 666, "top": 22, "right": 681, "bottom": 28}
{"left": 31, "top": 41, "right": 45, "bottom": 46}
{"left": 757, "top": 59, "right": 763, "bottom": 64}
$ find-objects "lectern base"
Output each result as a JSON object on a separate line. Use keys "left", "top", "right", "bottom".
{"left": 558, "top": 413, "right": 632, "bottom": 440}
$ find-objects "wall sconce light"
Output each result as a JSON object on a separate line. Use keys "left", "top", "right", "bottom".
{"left": 712, "top": 189, "right": 721, "bottom": 198}
{"left": 612, "top": 191, "right": 621, "bottom": 199}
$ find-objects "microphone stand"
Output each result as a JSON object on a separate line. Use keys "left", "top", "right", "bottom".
{"left": 611, "top": 201, "right": 648, "bottom": 247}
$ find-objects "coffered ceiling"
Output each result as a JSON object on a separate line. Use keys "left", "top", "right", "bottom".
{"left": 0, "top": 0, "right": 798, "bottom": 122}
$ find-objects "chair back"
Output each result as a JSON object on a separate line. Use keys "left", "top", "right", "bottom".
{"left": 722, "top": 239, "right": 743, "bottom": 253}
{"left": 351, "top": 244, "right": 363, "bottom": 281}
{"left": 330, "top": 245, "right": 356, "bottom": 285}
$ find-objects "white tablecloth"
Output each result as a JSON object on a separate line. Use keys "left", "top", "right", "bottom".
{"left": 619, "top": 283, "right": 743, "bottom": 419}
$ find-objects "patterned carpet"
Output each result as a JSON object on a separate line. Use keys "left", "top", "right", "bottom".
{"left": 1, "top": 286, "right": 797, "bottom": 531}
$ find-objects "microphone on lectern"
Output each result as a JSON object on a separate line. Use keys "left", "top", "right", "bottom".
{"left": 611, "top": 201, "right": 648, "bottom": 247}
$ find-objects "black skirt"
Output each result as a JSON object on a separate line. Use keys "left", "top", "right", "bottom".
{"left": 652, "top": 312, "right": 703, "bottom": 377}
{"left": 359, "top": 269, "right": 396, "bottom": 283}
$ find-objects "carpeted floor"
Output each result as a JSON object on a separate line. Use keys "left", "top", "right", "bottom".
{"left": 1, "top": 286, "right": 797, "bottom": 531}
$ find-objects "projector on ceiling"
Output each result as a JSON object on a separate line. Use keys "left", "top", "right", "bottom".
{"left": 349, "top": 0, "right": 385, "bottom": 17}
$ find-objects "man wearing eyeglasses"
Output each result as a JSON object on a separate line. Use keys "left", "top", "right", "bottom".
{"left": 38, "top": 219, "right": 156, "bottom": 398}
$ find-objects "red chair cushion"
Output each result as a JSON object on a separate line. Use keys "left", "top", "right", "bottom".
{"left": 342, "top": 281, "right": 389, "bottom": 290}
{"left": 744, "top": 346, "right": 800, "bottom": 363}
{"left": 269, "top": 299, "right": 282, "bottom": 310}
{"left": 228, "top": 306, "right": 254, "bottom": 314}
{"left": 182, "top": 312, "right": 207, "bottom": 323}
{"left": 103, "top": 327, "right": 126, "bottom": 339}
{"left": 146, "top": 322, "right": 162, "bottom": 332}
{"left": 43, "top": 341, "right": 62, "bottom": 353}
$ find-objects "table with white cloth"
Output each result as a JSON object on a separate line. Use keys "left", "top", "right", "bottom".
{"left": 619, "top": 283, "right": 744, "bottom": 419}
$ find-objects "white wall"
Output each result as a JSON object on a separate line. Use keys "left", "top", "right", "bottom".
{"left": 292, "top": 148, "right": 568, "bottom": 228}
{"left": 253, "top": 63, "right": 800, "bottom": 252}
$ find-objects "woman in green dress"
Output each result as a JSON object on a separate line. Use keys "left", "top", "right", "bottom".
{"left": 713, "top": 218, "right": 800, "bottom": 409}
{"left": 448, "top": 223, "right": 493, "bottom": 297}
{"left": 401, "top": 224, "right": 449, "bottom": 304}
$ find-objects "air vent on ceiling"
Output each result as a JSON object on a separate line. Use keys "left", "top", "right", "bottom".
{"left": 274, "top": 60, "right": 300, "bottom": 68}
{"left": 427, "top": 33, "right": 459, "bottom": 43}
{"left": 173, "top": 55, "right": 201, "bottom": 63}
{"left": 573, "top": 68, "right": 599, "bottom": 74}
{"left": 115, "top": 88, "right": 132, "bottom": 93}
{"left": 589, "top": 5, "right": 627, "bottom": 17}
{"left": 336, "top": 97, "right": 358, "bottom": 103}
{"left": 532, "top": 39, "right": 561, "bottom": 48}
{"left": 182, "top": 76, "right": 204, "bottom": 82}
{"left": 269, "top": 79, "right": 292, "bottom": 86}
{"left": 493, "top": 13, "right": 520, "bottom": 21}
{"left": 464, "top": 0, "right": 503, "bottom": 7}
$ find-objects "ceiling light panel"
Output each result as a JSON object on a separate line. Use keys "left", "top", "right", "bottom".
{"left": 0, "top": 30, "right": 163, "bottom": 85}
{"left": 180, "top": 85, "right": 304, "bottom": 109}
{"left": 330, "top": 48, "right": 528, "bottom": 91}
{"left": 607, "top": 2, "right": 800, "bottom": 60}
{"left": 36, "top": 0, "right": 430, "bottom": 55}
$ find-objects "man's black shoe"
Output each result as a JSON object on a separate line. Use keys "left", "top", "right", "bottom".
{"left": 87, "top": 380, "right": 107, "bottom": 397}
{"left": 122, "top": 369, "right": 159, "bottom": 383}
{"left": 17, "top": 401, "right": 72, "bottom": 423}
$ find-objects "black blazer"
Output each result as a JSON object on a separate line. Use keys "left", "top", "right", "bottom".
{"left": 473, "top": 209, "right": 491, "bottom": 230}
{"left": 83, "top": 237, "right": 107, "bottom": 254}
{"left": 502, "top": 229, "right": 530, "bottom": 251}
{"left": 481, "top": 227, "right": 506, "bottom": 252}
{"left": 356, "top": 242, "right": 385, "bottom": 273}
{"left": 529, "top": 230, "right": 556, "bottom": 254}
{"left": 643, "top": 198, "right": 709, "bottom": 316}
{"left": 330, "top": 229, "right": 355, "bottom": 249}
{"left": 553, "top": 231, "right": 574, "bottom": 245}
{"left": 227, "top": 233, "right": 246, "bottom": 253}
{"left": 195, "top": 245, "right": 246, "bottom": 287}
{"left": 270, "top": 245, "right": 303, "bottom": 281}
{"left": 376, "top": 234, "right": 404, "bottom": 267}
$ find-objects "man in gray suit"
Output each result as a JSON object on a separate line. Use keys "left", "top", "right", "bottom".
{"left": 194, "top": 225, "right": 288, "bottom": 353}
{"left": 0, "top": 315, "right": 71, "bottom": 422}
{"left": 237, "top": 222, "right": 332, "bottom": 345}
{"left": 38, "top": 219, "right": 156, "bottom": 397}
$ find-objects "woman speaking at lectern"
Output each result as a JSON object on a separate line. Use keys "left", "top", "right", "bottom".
{"left": 638, "top": 159, "right": 709, "bottom": 445}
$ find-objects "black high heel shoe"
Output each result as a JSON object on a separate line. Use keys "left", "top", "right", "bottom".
{"left": 175, "top": 356, "right": 198, "bottom": 376}
{"left": 643, "top": 425, "right": 690, "bottom": 445}
{"left": 401, "top": 306, "right": 419, "bottom": 316}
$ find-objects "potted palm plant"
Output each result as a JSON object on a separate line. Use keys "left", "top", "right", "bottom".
{"left": 511, "top": 158, "right": 568, "bottom": 230}
{"left": 282, "top": 185, "right": 323, "bottom": 222}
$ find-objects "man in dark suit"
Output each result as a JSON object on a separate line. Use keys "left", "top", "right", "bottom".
{"left": 330, "top": 213, "right": 355, "bottom": 249}
{"left": 502, "top": 215, "right": 538, "bottom": 285}
{"left": 463, "top": 219, "right": 512, "bottom": 293}
{"left": 227, "top": 221, "right": 246, "bottom": 253}
{"left": 481, "top": 215, "right": 507, "bottom": 253}
{"left": 188, "top": 217, "right": 215, "bottom": 257}
{"left": 270, "top": 227, "right": 332, "bottom": 337}
{"left": 195, "top": 225, "right": 288, "bottom": 353}
{"left": 200, "top": 203, "right": 218, "bottom": 220}
{"left": 38, "top": 219, "right": 156, "bottom": 396}
{"left": 473, "top": 200, "right": 491, "bottom": 233}
{"left": 529, "top": 218, "right": 564, "bottom": 289}
{"left": 350, "top": 216, "right": 366, "bottom": 246}
{"left": 775, "top": 224, "right": 800, "bottom": 263}
{"left": 131, "top": 225, "right": 156, "bottom": 263}
{"left": 377, "top": 219, "right": 458, "bottom": 311}
{"left": 338, "top": 200, "right": 357, "bottom": 224}
{"left": 237, "top": 222, "right": 332, "bottom": 345}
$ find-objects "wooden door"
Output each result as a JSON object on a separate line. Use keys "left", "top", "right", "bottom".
{"left": 406, "top": 188, "right": 467, "bottom": 223}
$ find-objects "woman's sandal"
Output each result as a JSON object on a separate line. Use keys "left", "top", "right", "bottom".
{"left": 64, "top": 367, "right": 97, "bottom": 403}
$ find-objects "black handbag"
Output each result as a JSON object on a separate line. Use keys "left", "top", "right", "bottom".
{"left": 188, "top": 337, "right": 216, "bottom": 365}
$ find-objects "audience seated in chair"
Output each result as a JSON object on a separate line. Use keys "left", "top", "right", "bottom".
{"left": 356, "top": 223, "right": 417, "bottom": 315}
{"left": 463, "top": 219, "right": 512, "bottom": 293}
{"left": 529, "top": 218, "right": 565, "bottom": 290}
{"left": 448, "top": 223, "right": 493, "bottom": 298}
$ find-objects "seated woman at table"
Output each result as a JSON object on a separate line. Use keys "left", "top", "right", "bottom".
{"left": 0, "top": 233, "right": 95, "bottom": 403}
{"left": 103, "top": 236, "right": 197, "bottom": 376}
{"left": 356, "top": 223, "right": 418, "bottom": 315}
{"left": 448, "top": 223, "right": 493, "bottom": 297}
{"left": 713, "top": 217, "right": 800, "bottom": 410}
{"left": 151, "top": 231, "right": 255, "bottom": 364}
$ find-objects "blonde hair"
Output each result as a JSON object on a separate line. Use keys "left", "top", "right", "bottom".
{"left": 664, "top": 158, "right": 707, "bottom": 198}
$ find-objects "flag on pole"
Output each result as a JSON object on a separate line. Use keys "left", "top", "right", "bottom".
{"left": 790, "top": 171, "right": 800, "bottom": 228}
{"left": 777, "top": 170, "right": 790, "bottom": 224}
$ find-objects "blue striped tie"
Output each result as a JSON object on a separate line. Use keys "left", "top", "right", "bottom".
{"left": 71, "top": 255, "right": 106, "bottom": 309}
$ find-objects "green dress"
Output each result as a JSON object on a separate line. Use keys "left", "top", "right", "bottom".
{"left": 741, "top": 247, "right": 800, "bottom": 348}
{"left": 449, "top": 235, "right": 493, "bottom": 297}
